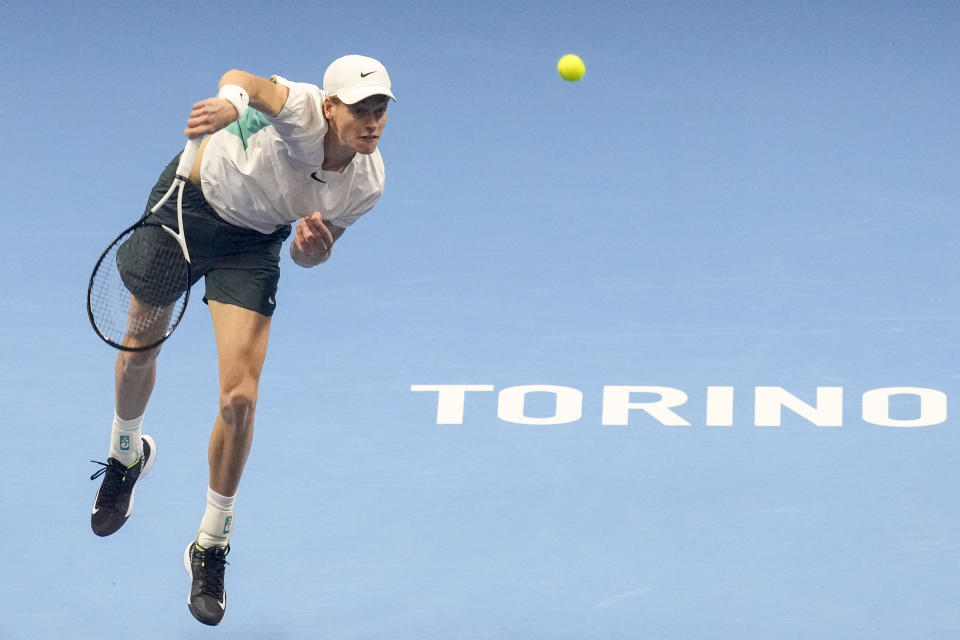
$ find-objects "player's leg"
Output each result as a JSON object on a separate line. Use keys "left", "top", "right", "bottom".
{"left": 180, "top": 201, "right": 288, "bottom": 625}
{"left": 115, "top": 296, "right": 174, "bottom": 418}
{"left": 90, "top": 295, "right": 165, "bottom": 536}
{"left": 186, "top": 299, "right": 272, "bottom": 626}
{"left": 207, "top": 299, "right": 271, "bottom": 497}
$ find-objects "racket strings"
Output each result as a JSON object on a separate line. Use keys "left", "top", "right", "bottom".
{"left": 89, "top": 224, "right": 190, "bottom": 350}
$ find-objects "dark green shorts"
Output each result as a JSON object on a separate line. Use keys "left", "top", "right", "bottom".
{"left": 132, "top": 154, "right": 292, "bottom": 316}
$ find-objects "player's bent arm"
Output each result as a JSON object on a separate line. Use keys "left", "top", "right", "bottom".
{"left": 218, "top": 70, "right": 290, "bottom": 118}
{"left": 184, "top": 71, "right": 291, "bottom": 178}
{"left": 184, "top": 70, "right": 290, "bottom": 140}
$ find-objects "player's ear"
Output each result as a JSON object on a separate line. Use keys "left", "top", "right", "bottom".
{"left": 322, "top": 97, "right": 337, "bottom": 119}
{"left": 323, "top": 95, "right": 346, "bottom": 118}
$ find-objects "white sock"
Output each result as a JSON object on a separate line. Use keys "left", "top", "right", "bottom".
{"left": 109, "top": 413, "right": 143, "bottom": 466}
{"left": 197, "top": 487, "right": 236, "bottom": 548}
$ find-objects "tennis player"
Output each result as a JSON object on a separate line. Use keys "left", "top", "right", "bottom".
{"left": 88, "top": 54, "right": 395, "bottom": 626}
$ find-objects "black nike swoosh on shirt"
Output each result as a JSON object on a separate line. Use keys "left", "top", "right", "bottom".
{"left": 310, "top": 171, "right": 326, "bottom": 183}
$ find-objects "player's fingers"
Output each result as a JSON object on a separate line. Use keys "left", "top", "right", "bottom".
{"left": 184, "top": 124, "right": 216, "bottom": 137}
{"left": 304, "top": 214, "right": 334, "bottom": 245}
{"left": 312, "top": 234, "right": 330, "bottom": 255}
{"left": 303, "top": 221, "right": 332, "bottom": 255}
{"left": 302, "top": 216, "right": 328, "bottom": 243}
{"left": 301, "top": 214, "right": 322, "bottom": 231}
{"left": 187, "top": 101, "right": 213, "bottom": 120}
{"left": 184, "top": 117, "right": 207, "bottom": 131}
{"left": 184, "top": 99, "right": 234, "bottom": 137}
{"left": 298, "top": 218, "right": 316, "bottom": 243}
{"left": 185, "top": 114, "right": 213, "bottom": 137}
{"left": 318, "top": 222, "right": 334, "bottom": 246}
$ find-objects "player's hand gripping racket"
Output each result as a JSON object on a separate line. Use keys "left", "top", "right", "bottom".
{"left": 87, "top": 137, "right": 201, "bottom": 351}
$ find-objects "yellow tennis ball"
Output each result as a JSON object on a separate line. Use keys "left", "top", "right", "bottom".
{"left": 557, "top": 54, "right": 585, "bottom": 82}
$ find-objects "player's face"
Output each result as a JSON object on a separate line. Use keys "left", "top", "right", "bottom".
{"left": 326, "top": 96, "right": 389, "bottom": 155}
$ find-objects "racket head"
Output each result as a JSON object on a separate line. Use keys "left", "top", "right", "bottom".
{"left": 87, "top": 221, "right": 191, "bottom": 351}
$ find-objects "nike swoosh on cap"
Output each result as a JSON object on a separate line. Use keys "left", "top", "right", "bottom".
{"left": 360, "top": 70, "right": 377, "bottom": 78}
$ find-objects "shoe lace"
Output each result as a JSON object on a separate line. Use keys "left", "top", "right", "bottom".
{"left": 89, "top": 459, "right": 131, "bottom": 503}
{"left": 196, "top": 545, "right": 230, "bottom": 596}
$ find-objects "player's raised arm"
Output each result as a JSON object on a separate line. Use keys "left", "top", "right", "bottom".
{"left": 218, "top": 70, "right": 289, "bottom": 116}
{"left": 184, "top": 70, "right": 290, "bottom": 138}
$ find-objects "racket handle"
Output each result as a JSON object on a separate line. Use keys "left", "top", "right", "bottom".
{"left": 175, "top": 137, "right": 203, "bottom": 180}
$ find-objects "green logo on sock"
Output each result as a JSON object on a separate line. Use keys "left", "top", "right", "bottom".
{"left": 119, "top": 435, "right": 130, "bottom": 451}
{"left": 223, "top": 516, "right": 232, "bottom": 535}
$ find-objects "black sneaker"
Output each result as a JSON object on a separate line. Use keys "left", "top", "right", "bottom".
{"left": 184, "top": 540, "right": 230, "bottom": 626}
{"left": 89, "top": 435, "right": 157, "bottom": 537}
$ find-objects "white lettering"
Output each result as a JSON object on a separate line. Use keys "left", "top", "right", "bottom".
{"left": 497, "top": 385, "right": 583, "bottom": 425}
{"left": 862, "top": 387, "right": 947, "bottom": 427}
{"left": 601, "top": 386, "right": 691, "bottom": 426}
{"left": 409, "top": 385, "right": 494, "bottom": 425}
{"left": 754, "top": 386, "right": 843, "bottom": 427}
{"left": 411, "top": 384, "right": 949, "bottom": 427}
{"left": 706, "top": 386, "right": 735, "bottom": 426}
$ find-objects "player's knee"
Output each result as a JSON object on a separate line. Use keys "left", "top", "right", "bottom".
{"left": 120, "top": 347, "right": 160, "bottom": 370}
{"left": 219, "top": 382, "right": 258, "bottom": 427}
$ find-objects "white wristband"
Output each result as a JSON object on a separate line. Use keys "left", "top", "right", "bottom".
{"left": 217, "top": 84, "right": 249, "bottom": 120}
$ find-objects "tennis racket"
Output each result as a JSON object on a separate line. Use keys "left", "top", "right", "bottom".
{"left": 87, "top": 137, "right": 201, "bottom": 351}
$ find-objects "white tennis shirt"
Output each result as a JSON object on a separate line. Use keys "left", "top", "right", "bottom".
{"left": 200, "top": 76, "right": 385, "bottom": 234}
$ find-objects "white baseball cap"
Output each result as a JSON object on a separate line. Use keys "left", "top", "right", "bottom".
{"left": 323, "top": 55, "right": 396, "bottom": 104}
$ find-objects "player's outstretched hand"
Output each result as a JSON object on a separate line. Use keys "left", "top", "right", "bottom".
{"left": 291, "top": 212, "right": 335, "bottom": 268}
{"left": 184, "top": 98, "right": 240, "bottom": 138}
